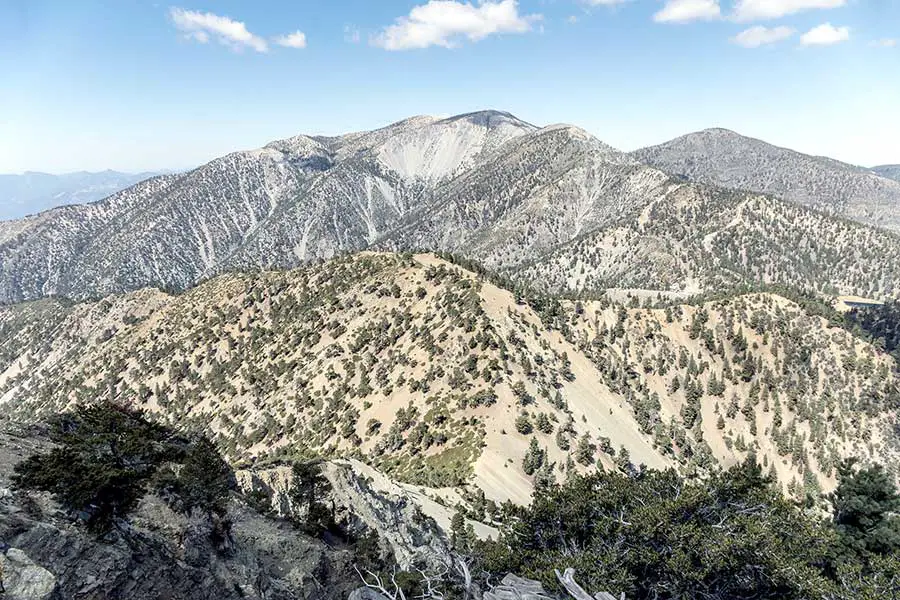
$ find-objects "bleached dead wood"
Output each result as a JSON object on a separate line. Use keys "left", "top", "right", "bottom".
{"left": 555, "top": 568, "right": 624, "bottom": 600}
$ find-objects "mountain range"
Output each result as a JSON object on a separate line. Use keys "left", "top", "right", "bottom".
{"left": 1, "top": 110, "right": 899, "bottom": 306}
{"left": 0, "top": 170, "right": 164, "bottom": 221}
{"left": 1, "top": 112, "right": 899, "bottom": 594}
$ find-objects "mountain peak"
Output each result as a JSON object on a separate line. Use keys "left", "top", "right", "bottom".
{"left": 540, "top": 122, "right": 594, "bottom": 138}
{"left": 696, "top": 127, "right": 744, "bottom": 137}
{"left": 438, "top": 110, "right": 534, "bottom": 130}
{"left": 263, "top": 134, "right": 329, "bottom": 157}
{"left": 632, "top": 125, "right": 900, "bottom": 231}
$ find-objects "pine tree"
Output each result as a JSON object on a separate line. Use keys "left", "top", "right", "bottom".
{"left": 515, "top": 412, "right": 533, "bottom": 435}
{"left": 12, "top": 402, "right": 185, "bottom": 532}
{"left": 289, "top": 461, "right": 332, "bottom": 535}
{"left": 536, "top": 412, "right": 554, "bottom": 434}
{"left": 575, "top": 433, "right": 595, "bottom": 466}
{"left": 522, "top": 438, "right": 546, "bottom": 476}
{"left": 830, "top": 460, "right": 900, "bottom": 560}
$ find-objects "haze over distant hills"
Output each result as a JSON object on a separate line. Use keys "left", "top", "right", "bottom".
{"left": 0, "top": 170, "right": 166, "bottom": 221}
{"left": 0, "top": 111, "right": 898, "bottom": 306}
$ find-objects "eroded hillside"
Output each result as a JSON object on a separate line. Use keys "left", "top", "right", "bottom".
{"left": 0, "top": 253, "right": 896, "bottom": 505}
{"left": 5, "top": 112, "right": 900, "bottom": 307}
{"left": 517, "top": 185, "right": 900, "bottom": 299}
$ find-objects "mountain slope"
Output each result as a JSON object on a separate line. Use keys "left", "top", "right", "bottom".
{"left": 0, "top": 111, "right": 538, "bottom": 303}
{"left": 376, "top": 124, "right": 671, "bottom": 271}
{"left": 631, "top": 128, "right": 900, "bottom": 233}
{"left": 0, "top": 170, "right": 163, "bottom": 221}
{"left": 516, "top": 183, "right": 900, "bottom": 300}
{"left": 3, "top": 113, "right": 900, "bottom": 307}
{"left": 1, "top": 253, "right": 895, "bottom": 504}
{"left": 874, "top": 164, "right": 900, "bottom": 182}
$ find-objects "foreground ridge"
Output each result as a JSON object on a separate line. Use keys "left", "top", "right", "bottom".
{"left": 1, "top": 252, "right": 896, "bottom": 506}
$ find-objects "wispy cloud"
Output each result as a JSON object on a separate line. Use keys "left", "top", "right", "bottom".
{"left": 344, "top": 25, "right": 362, "bottom": 44}
{"left": 732, "top": 0, "right": 846, "bottom": 22}
{"left": 169, "top": 7, "right": 268, "bottom": 52}
{"left": 800, "top": 22, "right": 850, "bottom": 46}
{"left": 870, "top": 38, "right": 897, "bottom": 48}
{"left": 583, "top": 0, "right": 631, "bottom": 5}
{"left": 731, "top": 25, "right": 795, "bottom": 47}
{"left": 273, "top": 31, "right": 307, "bottom": 49}
{"left": 654, "top": 0, "right": 721, "bottom": 24}
{"left": 372, "top": 0, "right": 542, "bottom": 50}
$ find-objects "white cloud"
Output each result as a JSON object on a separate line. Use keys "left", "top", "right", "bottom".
{"left": 732, "top": 0, "right": 845, "bottom": 22}
{"left": 169, "top": 7, "right": 268, "bottom": 53}
{"left": 654, "top": 0, "right": 721, "bottom": 23}
{"left": 731, "top": 25, "right": 794, "bottom": 47}
{"left": 273, "top": 30, "right": 307, "bottom": 49}
{"left": 372, "top": 0, "right": 542, "bottom": 50}
{"left": 567, "top": 15, "right": 579, "bottom": 23}
{"left": 870, "top": 38, "right": 897, "bottom": 48}
{"left": 800, "top": 22, "right": 849, "bottom": 46}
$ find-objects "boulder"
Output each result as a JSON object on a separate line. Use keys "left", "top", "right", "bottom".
{"left": 0, "top": 547, "right": 57, "bottom": 600}
{"left": 348, "top": 587, "right": 391, "bottom": 600}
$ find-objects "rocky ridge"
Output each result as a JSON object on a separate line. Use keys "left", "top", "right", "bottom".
{"left": 3, "top": 113, "right": 900, "bottom": 304}
{"left": 0, "top": 253, "right": 896, "bottom": 506}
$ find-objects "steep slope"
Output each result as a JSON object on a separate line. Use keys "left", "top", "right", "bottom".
{"left": 378, "top": 124, "right": 671, "bottom": 270}
{"left": 222, "top": 112, "right": 537, "bottom": 272}
{"left": 874, "top": 164, "right": 900, "bottom": 182}
{"left": 0, "top": 145, "right": 308, "bottom": 301}
{"left": 632, "top": 128, "right": 900, "bottom": 233}
{"left": 516, "top": 184, "right": 900, "bottom": 300}
{"left": 1, "top": 253, "right": 895, "bottom": 504}
{"left": 0, "top": 111, "right": 536, "bottom": 304}
{"left": 3, "top": 114, "right": 900, "bottom": 307}
{"left": 0, "top": 170, "right": 163, "bottom": 221}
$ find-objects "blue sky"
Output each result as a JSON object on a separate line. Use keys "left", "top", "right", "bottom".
{"left": 0, "top": 0, "right": 897, "bottom": 173}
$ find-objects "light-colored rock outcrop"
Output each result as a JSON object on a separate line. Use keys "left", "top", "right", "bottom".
{"left": 0, "top": 548, "right": 57, "bottom": 600}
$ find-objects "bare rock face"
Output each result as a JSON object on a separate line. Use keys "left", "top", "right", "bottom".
{"left": 0, "top": 431, "right": 357, "bottom": 600}
{"left": 235, "top": 460, "right": 453, "bottom": 570}
{"left": 0, "top": 547, "right": 57, "bottom": 600}
{"left": 0, "top": 494, "right": 357, "bottom": 600}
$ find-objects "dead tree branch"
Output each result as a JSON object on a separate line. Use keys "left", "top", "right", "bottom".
{"left": 555, "top": 567, "right": 625, "bottom": 600}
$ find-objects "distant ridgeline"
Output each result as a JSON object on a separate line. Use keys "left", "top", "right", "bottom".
{"left": 2, "top": 112, "right": 900, "bottom": 305}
